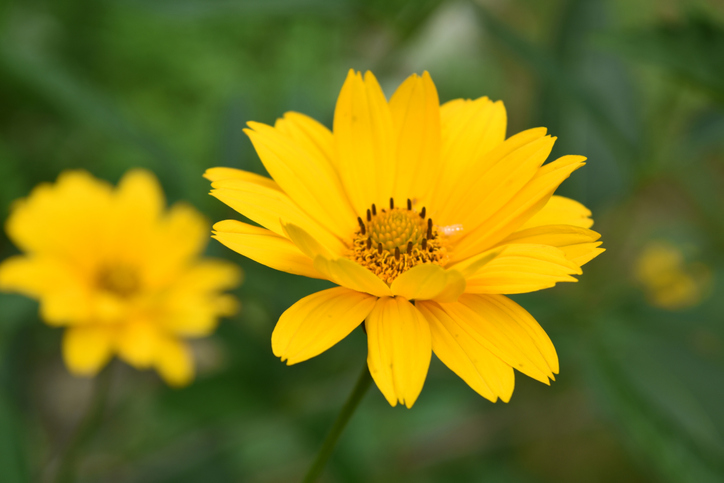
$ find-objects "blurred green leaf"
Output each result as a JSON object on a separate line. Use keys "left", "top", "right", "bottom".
{"left": 600, "top": 14, "right": 724, "bottom": 104}
{"left": 0, "top": 393, "right": 29, "bottom": 483}
{"left": 473, "top": 3, "right": 639, "bottom": 163}
{"left": 583, "top": 319, "right": 724, "bottom": 483}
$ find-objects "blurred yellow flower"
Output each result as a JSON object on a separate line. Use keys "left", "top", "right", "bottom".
{"left": 206, "top": 70, "right": 603, "bottom": 407}
{"left": 0, "top": 170, "right": 241, "bottom": 386}
{"left": 635, "top": 241, "right": 711, "bottom": 310}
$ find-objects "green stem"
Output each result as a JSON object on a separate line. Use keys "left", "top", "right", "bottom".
{"left": 53, "top": 364, "right": 113, "bottom": 483}
{"left": 302, "top": 362, "right": 373, "bottom": 483}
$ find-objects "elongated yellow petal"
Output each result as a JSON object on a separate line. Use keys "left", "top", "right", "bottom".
{"left": 389, "top": 71, "right": 441, "bottom": 203}
{"left": 417, "top": 300, "right": 514, "bottom": 402}
{"left": 213, "top": 220, "right": 322, "bottom": 279}
{"left": 465, "top": 244, "right": 581, "bottom": 294}
{"left": 447, "top": 247, "right": 504, "bottom": 279}
{"left": 274, "top": 112, "right": 336, "bottom": 170}
{"left": 116, "top": 320, "right": 162, "bottom": 368}
{"left": 272, "top": 287, "right": 376, "bottom": 365}
{"left": 210, "top": 174, "right": 345, "bottom": 254}
{"left": 500, "top": 224, "right": 604, "bottom": 267}
{"left": 434, "top": 126, "right": 545, "bottom": 223}
{"left": 451, "top": 155, "right": 586, "bottom": 262}
{"left": 390, "top": 263, "right": 465, "bottom": 302}
{"left": 154, "top": 337, "right": 194, "bottom": 387}
{"left": 484, "top": 294, "right": 559, "bottom": 373}
{"left": 6, "top": 171, "right": 113, "bottom": 268}
{"left": 432, "top": 97, "right": 507, "bottom": 212}
{"left": 245, "top": 121, "right": 356, "bottom": 238}
{"left": 440, "top": 135, "right": 555, "bottom": 231}
{"left": 520, "top": 195, "right": 594, "bottom": 229}
{"left": 438, "top": 294, "right": 557, "bottom": 383}
{"left": 281, "top": 222, "right": 335, "bottom": 260}
{"left": 333, "top": 70, "right": 396, "bottom": 214}
{"left": 0, "top": 256, "right": 91, "bottom": 326}
{"left": 203, "top": 167, "right": 281, "bottom": 191}
{"left": 111, "top": 169, "right": 167, "bottom": 260}
{"left": 144, "top": 202, "right": 209, "bottom": 288}
{"left": 158, "top": 258, "right": 241, "bottom": 337}
{"left": 62, "top": 325, "right": 114, "bottom": 376}
{"left": 313, "top": 256, "right": 392, "bottom": 297}
{"left": 366, "top": 297, "right": 431, "bottom": 408}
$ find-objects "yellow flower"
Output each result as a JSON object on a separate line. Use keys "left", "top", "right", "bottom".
{"left": 635, "top": 241, "right": 711, "bottom": 310}
{"left": 206, "top": 71, "right": 603, "bottom": 407}
{"left": 0, "top": 169, "right": 241, "bottom": 386}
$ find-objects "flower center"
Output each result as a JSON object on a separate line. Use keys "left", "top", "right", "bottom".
{"left": 96, "top": 265, "right": 140, "bottom": 298}
{"left": 349, "top": 198, "right": 448, "bottom": 284}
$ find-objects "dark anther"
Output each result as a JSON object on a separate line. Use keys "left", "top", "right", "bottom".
{"left": 367, "top": 209, "right": 371, "bottom": 222}
{"left": 366, "top": 238, "right": 372, "bottom": 250}
{"left": 419, "top": 207, "right": 426, "bottom": 219}
{"left": 357, "top": 217, "right": 366, "bottom": 235}
{"left": 407, "top": 241, "right": 412, "bottom": 255}
{"left": 427, "top": 219, "right": 433, "bottom": 239}
{"left": 378, "top": 243, "right": 383, "bottom": 255}
{"left": 395, "top": 246, "right": 401, "bottom": 261}
{"left": 422, "top": 238, "right": 427, "bottom": 250}
{"left": 390, "top": 197, "right": 394, "bottom": 209}
{"left": 372, "top": 204, "right": 377, "bottom": 216}
{"left": 407, "top": 198, "right": 412, "bottom": 210}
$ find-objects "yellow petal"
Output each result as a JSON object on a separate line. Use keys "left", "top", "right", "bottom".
{"left": 115, "top": 169, "right": 164, "bottom": 226}
{"left": 333, "top": 70, "right": 396, "bottom": 215}
{"left": 366, "top": 297, "right": 431, "bottom": 408}
{"left": 144, "top": 202, "right": 209, "bottom": 288}
{"left": 439, "top": 134, "right": 555, "bottom": 231}
{"left": 244, "top": 120, "right": 356, "bottom": 238}
{"left": 438, "top": 294, "right": 557, "bottom": 383}
{"left": 417, "top": 300, "right": 514, "bottom": 402}
{"left": 500, "top": 224, "right": 604, "bottom": 267}
{"left": 213, "top": 220, "right": 322, "bottom": 279}
{"left": 159, "top": 258, "right": 241, "bottom": 336}
{"left": 154, "top": 337, "right": 194, "bottom": 387}
{"left": 116, "top": 320, "right": 162, "bottom": 368}
{"left": 0, "top": 256, "right": 91, "bottom": 326}
{"left": 313, "top": 256, "right": 392, "bottom": 297}
{"left": 210, "top": 171, "right": 345, "bottom": 254}
{"left": 6, "top": 170, "right": 113, "bottom": 268}
{"left": 451, "top": 155, "right": 586, "bottom": 262}
{"left": 110, "top": 169, "right": 167, "bottom": 260}
{"left": 432, "top": 97, "right": 507, "bottom": 212}
{"left": 62, "top": 325, "right": 114, "bottom": 376}
{"left": 447, "top": 247, "right": 504, "bottom": 279}
{"left": 520, "top": 195, "right": 594, "bottom": 229}
{"left": 272, "top": 287, "right": 376, "bottom": 365}
{"left": 390, "top": 264, "right": 465, "bottom": 302}
{"left": 388, "top": 71, "right": 441, "bottom": 202}
{"left": 435, "top": 125, "right": 544, "bottom": 223}
{"left": 203, "top": 167, "right": 280, "bottom": 190}
{"left": 281, "top": 222, "right": 334, "bottom": 260}
{"left": 274, "top": 111, "right": 336, "bottom": 170}
{"left": 465, "top": 244, "right": 582, "bottom": 294}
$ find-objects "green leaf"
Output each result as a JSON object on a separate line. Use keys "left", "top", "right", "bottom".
{"left": 600, "top": 13, "right": 724, "bottom": 103}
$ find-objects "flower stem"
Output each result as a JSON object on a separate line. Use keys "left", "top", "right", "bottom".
{"left": 302, "top": 362, "right": 373, "bottom": 483}
{"left": 53, "top": 364, "right": 113, "bottom": 483}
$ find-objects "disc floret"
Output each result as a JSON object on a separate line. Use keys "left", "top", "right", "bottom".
{"left": 350, "top": 198, "right": 448, "bottom": 284}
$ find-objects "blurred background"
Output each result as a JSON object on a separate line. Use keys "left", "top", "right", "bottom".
{"left": 1, "top": 0, "right": 724, "bottom": 481}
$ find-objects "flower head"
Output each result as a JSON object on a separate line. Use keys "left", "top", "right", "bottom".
{"left": 635, "top": 241, "right": 711, "bottom": 310}
{"left": 0, "top": 170, "right": 241, "bottom": 386}
{"left": 207, "top": 71, "right": 603, "bottom": 407}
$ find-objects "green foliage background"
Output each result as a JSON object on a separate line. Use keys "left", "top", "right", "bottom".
{"left": 1, "top": 0, "right": 724, "bottom": 481}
